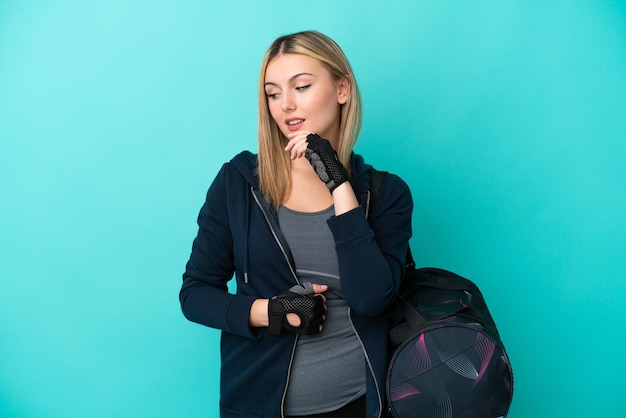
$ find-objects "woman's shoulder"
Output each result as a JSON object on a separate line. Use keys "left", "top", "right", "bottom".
{"left": 227, "top": 150, "right": 258, "bottom": 172}
{"left": 228, "top": 150, "right": 258, "bottom": 167}
{"left": 210, "top": 150, "right": 259, "bottom": 187}
{"left": 351, "top": 153, "right": 410, "bottom": 194}
{"left": 372, "top": 170, "right": 412, "bottom": 203}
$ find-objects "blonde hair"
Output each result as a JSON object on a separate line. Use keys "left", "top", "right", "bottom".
{"left": 257, "top": 30, "right": 363, "bottom": 210}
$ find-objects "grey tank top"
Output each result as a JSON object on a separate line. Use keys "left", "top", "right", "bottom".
{"left": 278, "top": 205, "right": 366, "bottom": 416}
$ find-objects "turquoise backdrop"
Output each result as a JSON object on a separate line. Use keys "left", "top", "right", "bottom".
{"left": 1, "top": 1, "right": 625, "bottom": 417}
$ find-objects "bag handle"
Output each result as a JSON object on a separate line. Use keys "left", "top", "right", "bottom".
{"left": 389, "top": 299, "right": 492, "bottom": 348}
{"left": 388, "top": 296, "right": 427, "bottom": 347}
{"left": 409, "top": 267, "right": 483, "bottom": 296}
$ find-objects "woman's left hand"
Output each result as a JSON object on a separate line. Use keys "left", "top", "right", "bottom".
{"left": 286, "top": 132, "right": 349, "bottom": 193}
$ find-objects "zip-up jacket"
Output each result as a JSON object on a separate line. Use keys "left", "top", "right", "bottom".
{"left": 180, "top": 151, "right": 413, "bottom": 418}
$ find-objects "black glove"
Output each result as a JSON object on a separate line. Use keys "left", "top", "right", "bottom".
{"left": 305, "top": 133, "right": 349, "bottom": 193}
{"left": 268, "top": 282, "right": 326, "bottom": 335}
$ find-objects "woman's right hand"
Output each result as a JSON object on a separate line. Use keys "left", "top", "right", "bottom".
{"left": 249, "top": 283, "right": 328, "bottom": 334}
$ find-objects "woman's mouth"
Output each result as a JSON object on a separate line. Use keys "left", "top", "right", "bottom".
{"left": 286, "top": 118, "right": 305, "bottom": 131}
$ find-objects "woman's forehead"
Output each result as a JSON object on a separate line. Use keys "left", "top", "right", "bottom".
{"left": 265, "top": 54, "right": 328, "bottom": 82}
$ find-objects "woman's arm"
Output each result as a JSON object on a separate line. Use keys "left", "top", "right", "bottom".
{"left": 283, "top": 131, "right": 412, "bottom": 315}
{"left": 328, "top": 173, "right": 413, "bottom": 316}
{"left": 179, "top": 164, "right": 259, "bottom": 338}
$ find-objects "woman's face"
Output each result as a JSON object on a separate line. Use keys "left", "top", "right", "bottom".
{"left": 264, "top": 53, "right": 348, "bottom": 146}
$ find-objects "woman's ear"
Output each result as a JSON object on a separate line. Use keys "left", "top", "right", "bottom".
{"left": 337, "top": 76, "right": 351, "bottom": 105}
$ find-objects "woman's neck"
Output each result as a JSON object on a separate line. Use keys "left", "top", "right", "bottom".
{"left": 282, "top": 158, "right": 333, "bottom": 212}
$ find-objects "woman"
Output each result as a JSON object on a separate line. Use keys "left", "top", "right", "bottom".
{"left": 180, "top": 30, "right": 413, "bottom": 418}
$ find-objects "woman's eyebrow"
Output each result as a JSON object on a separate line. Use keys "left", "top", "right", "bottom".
{"left": 264, "top": 72, "right": 314, "bottom": 87}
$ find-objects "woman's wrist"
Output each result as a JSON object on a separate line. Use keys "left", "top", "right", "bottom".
{"left": 249, "top": 298, "right": 270, "bottom": 327}
{"left": 332, "top": 182, "right": 359, "bottom": 215}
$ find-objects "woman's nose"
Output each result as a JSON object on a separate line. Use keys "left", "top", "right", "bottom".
{"left": 281, "top": 93, "right": 295, "bottom": 112}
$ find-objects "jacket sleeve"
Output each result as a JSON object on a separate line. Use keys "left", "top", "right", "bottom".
{"left": 179, "top": 164, "right": 259, "bottom": 338}
{"left": 327, "top": 173, "right": 413, "bottom": 316}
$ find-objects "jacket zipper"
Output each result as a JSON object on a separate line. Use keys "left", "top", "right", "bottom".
{"left": 252, "top": 188, "right": 383, "bottom": 417}
{"left": 251, "top": 187, "right": 299, "bottom": 283}
{"left": 348, "top": 307, "right": 383, "bottom": 418}
{"left": 251, "top": 187, "right": 299, "bottom": 418}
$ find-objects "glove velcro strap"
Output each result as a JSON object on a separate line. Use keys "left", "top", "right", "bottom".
{"left": 268, "top": 296, "right": 285, "bottom": 335}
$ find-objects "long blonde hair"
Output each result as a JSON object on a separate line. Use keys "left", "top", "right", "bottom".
{"left": 257, "top": 30, "right": 362, "bottom": 210}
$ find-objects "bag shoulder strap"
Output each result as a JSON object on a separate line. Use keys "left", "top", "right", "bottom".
{"left": 368, "top": 168, "right": 416, "bottom": 270}
{"left": 367, "top": 168, "right": 387, "bottom": 219}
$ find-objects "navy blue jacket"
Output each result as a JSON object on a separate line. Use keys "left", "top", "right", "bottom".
{"left": 180, "top": 151, "right": 413, "bottom": 417}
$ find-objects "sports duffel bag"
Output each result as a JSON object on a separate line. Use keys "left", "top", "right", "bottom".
{"left": 386, "top": 265, "right": 514, "bottom": 417}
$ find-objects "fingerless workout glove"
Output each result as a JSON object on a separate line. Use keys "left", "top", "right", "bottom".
{"left": 268, "top": 282, "right": 326, "bottom": 335}
{"left": 305, "top": 133, "right": 349, "bottom": 193}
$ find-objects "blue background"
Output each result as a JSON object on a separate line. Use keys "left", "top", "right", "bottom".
{"left": 1, "top": 1, "right": 625, "bottom": 417}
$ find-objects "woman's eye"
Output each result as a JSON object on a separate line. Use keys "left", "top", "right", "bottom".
{"left": 266, "top": 92, "right": 279, "bottom": 100}
{"left": 295, "top": 84, "right": 311, "bottom": 92}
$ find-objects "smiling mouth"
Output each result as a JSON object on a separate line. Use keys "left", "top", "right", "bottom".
{"left": 287, "top": 119, "right": 304, "bottom": 126}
